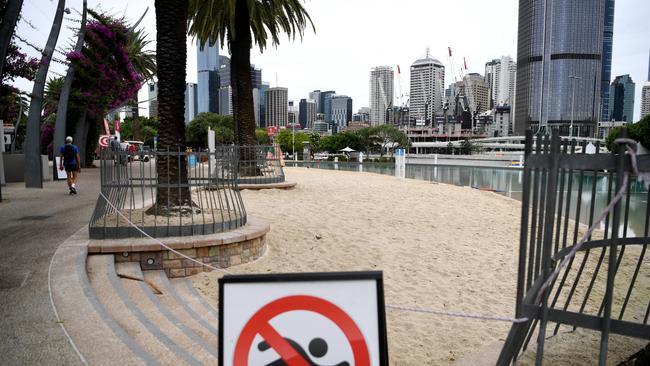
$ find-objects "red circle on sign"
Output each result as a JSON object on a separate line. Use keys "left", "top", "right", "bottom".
{"left": 233, "top": 295, "right": 370, "bottom": 366}
{"left": 99, "top": 135, "right": 109, "bottom": 147}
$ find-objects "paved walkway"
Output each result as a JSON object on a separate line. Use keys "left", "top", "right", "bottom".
{"left": 0, "top": 169, "right": 100, "bottom": 365}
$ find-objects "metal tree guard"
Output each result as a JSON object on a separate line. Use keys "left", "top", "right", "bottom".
{"left": 234, "top": 144, "right": 286, "bottom": 185}
{"left": 89, "top": 146, "right": 246, "bottom": 239}
{"left": 497, "top": 129, "right": 650, "bottom": 365}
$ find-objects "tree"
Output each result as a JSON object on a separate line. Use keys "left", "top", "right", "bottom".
{"left": 24, "top": 0, "right": 66, "bottom": 188}
{"left": 309, "top": 133, "right": 321, "bottom": 153}
{"left": 605, "top": 115, "right": 650, "bottom": 151}
{"left": 255, "top": 128, "right": 271, "bottom": 145}
{"left": 373, "top": 124, "right": 408, "bottom": 157}
{"left": 63, "top": 10, "right": 155, "bottom": 167}
{"left": 151, "top": 0, "right": 189, "bottom": 213}
{"left": 188, "top": 0, "right": 314, "bottom": 147}
{"left": 185, "top": 112, "right": 234, "bottom": 147}
{"left": 120, "top": 116, "right": 157, "bottom": 146}
{"left": 275, "top": 128, "right": 310, "bottom": 156}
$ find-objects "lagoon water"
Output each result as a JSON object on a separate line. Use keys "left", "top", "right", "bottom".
{"left": 291, "top": 161, "right": 649, "bottom": 238}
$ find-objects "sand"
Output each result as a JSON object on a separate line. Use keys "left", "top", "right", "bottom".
{"left": 190, "top": 167, "right": 647, "bottom": 365}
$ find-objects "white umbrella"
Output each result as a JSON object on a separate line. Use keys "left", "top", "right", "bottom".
{"left": 338, "top": 146, "right": 356, "bottom": 153}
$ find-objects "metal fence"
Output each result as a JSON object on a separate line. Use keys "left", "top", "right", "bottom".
{"left": 234, "top": 144, "right": 285, "bottom": 185}
{"left": 89, "top": 147, "right": 246, "bottom": 239}
{"left": 497, "top": 129, "right": 650, "bottom": 365}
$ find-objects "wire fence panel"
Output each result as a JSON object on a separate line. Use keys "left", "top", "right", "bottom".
{"left": 234, "top": 144, "right": 285, "bottom": 185}
{"left": 498, "top": 129, "right": 650, "bottom": 366}
{"left": 89, "top": 146, "right": 246, "bottom": 239}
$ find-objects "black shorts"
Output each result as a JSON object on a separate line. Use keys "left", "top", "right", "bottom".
{"left": 64, "top": 164, "right": 79, "bottom": 172}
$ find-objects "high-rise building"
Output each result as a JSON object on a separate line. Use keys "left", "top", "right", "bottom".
{"left": 147, "top": 82, "right": 158, "bottom": 118}
{"left": 331, "top": 95, "right": 353, "bottom": 132}
{"left": 609, "top": 74, "right": 635, "bottom": 122}
{"left": 309, "top": 90, "right": 321, "bottom": 114}
{"left": 265, "top": 87, "right": 288, "bottom": 127}
{"left": 184, "top": 83, "right": 198, "bottom": 124}
{"left": 215, "top": 56, "right": 262, "bottom": 116}
{"left": 485, "top": 59, "right": 499, "bottom": 109}
{"left": 369, "top": 66, "right": 394, "bottom": 126}
{"left": 485, "top": 56, "right": 517, "bottom": 108}
{"left": 288, "top": 100, "right": 298, "bottom": 127}
{"left": 259, "top": 82, "right": 269, "bottom": 127}
{"left": 514, "top": 0, "right": 606, "bottom": 136}
{"left": 409, "top": 50, "right": 445, "bottom": 125}
{"left": 600, "top": 0, "right": 615, "bottom": 121}
{"left": 641, "top": 82, "right": 650, "bottom": 120}
{"left": 463, "top": 73, "right": 490, "bottom": 114}
{"left": 197, "top": 40, "right": 220, "bottom": 114}
{"left": 299, "top": 99, "right": 317, "bottom": 129}
{"left": 319, "top": 91, "right": 336, "bottom": 121}
{"left": 218, "top": 86, "right": 232, "bottom": 115}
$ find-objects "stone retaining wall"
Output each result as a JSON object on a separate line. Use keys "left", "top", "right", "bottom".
{"left": 88, "top": 217, "right": 269, "bottom": 278}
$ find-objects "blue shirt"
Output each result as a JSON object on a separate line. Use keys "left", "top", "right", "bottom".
{"left": 59, "top": 144, "right": 79, "bottom": 166}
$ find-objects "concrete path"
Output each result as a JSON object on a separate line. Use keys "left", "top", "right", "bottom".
{"left": 0, "top": 168, "right": 100, "bottom": 365}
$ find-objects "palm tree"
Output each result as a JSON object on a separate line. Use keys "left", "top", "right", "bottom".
{"left": 150, "top": 0, "right": 190, "bottom": 213}
{"left": 24, "top": 0, "right": 66, "bottom": 188}
{"left": 188, "top": 0, "right": 314, "bottom": 149}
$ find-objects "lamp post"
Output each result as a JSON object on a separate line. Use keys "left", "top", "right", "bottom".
{"left": 568, "top": 75, "right": 581, "bottom": 137}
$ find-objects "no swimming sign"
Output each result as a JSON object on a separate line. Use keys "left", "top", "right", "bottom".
{"left": 218, "top": 271, "right": 389, "bottom": 366}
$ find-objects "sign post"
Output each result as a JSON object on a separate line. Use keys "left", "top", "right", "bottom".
{"left": 395, "top": 148, "right": 406, "bottom": 180}
{"left": 208, "top": 127, "right": 216, "bottom": 177}
{"left": 219, "top": 271, "right": 388, "bottom": 366}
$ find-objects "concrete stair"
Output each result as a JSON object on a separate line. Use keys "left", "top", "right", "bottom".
{"left": 84, "top": 255, "right": 221, "bottom": 365}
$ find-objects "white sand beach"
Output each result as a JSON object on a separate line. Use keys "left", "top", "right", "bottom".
{"left": 191, "top": 167, "right": 646, "bottom": 365}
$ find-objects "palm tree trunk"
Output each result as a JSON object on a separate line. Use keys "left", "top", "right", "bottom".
{"left": 151, "top": 0, "right": 190, "bottom": 212}
{"left": 24, "top": 0, "right": 66, "bottom": 188}
{"left": 0, "top": 0, "right": 23, "bottom": 82}
{"left": 232, "top": 0, "right": 259, "bottom": 176}
{"left": 53, "top": 0, "right": 86, "bottom": 178}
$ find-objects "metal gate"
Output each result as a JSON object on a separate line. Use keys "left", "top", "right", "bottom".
{"left": 497, "top": 129, "right": 650, "bottom": 365}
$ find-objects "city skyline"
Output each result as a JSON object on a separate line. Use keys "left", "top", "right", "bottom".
{"left": 11, "top": 0, "right": 650, "bottom": 122}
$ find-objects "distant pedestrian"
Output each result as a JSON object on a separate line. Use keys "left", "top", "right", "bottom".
{"left": 59, "top": 136, "right": 81, "bottom": 195}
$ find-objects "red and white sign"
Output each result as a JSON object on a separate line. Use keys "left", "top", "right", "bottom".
{"left": 103, "top": 119, "right": 111, "bottom": 135}
{"left": 98, "top": 134, "right": 111, "bottom": 147}
{"left": 219, "top": 272, "right": 388, "bottom": 366}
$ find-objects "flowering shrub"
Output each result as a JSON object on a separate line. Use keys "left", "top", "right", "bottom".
{"left": 2, "top": 42, "right": 39, "bottom": 83}
{"left": 67, "top": 15, "right": 145, "bottom": 118}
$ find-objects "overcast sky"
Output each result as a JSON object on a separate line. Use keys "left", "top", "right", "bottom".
{"left": 12, "top": 0, "right": 650, "bottom": 121}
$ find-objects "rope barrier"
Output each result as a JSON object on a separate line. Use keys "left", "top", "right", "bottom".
{"left": 98, "top": 190, "right": 528, "bottom": 325}
{"left": 385, "top": 304, "right": 529, "bottom": 323}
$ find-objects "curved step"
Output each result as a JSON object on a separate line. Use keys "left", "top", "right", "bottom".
{"left": 115, "top": 262, "right": 219, "bottom": 364}
{"left": 50, "top": 233, "right": 151, "bottom": 365}
{"left": 87, "top": 255, "right": 194, "bottom": 365}
{"left": 169, "top": 277, "right": 220, "bottom": 327}
{"left": 141, "top": 270, "right": 220, "bottom": 348}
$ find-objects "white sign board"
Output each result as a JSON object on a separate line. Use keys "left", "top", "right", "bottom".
{"left": 208, "top": 128, "right": 216, "bottom": 176}
{"left": 219, "top": 272, "right": 388, "bottom": 366}
{"left": 54, "top": 157, "right": 68, "bottom": 180}
{"left": 394, "top": 148, "right": 406, "bottom": 180}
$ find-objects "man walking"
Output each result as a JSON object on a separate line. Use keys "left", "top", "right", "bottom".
{"left": 58, "top": 136, "right": 81, "bottom": 194}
